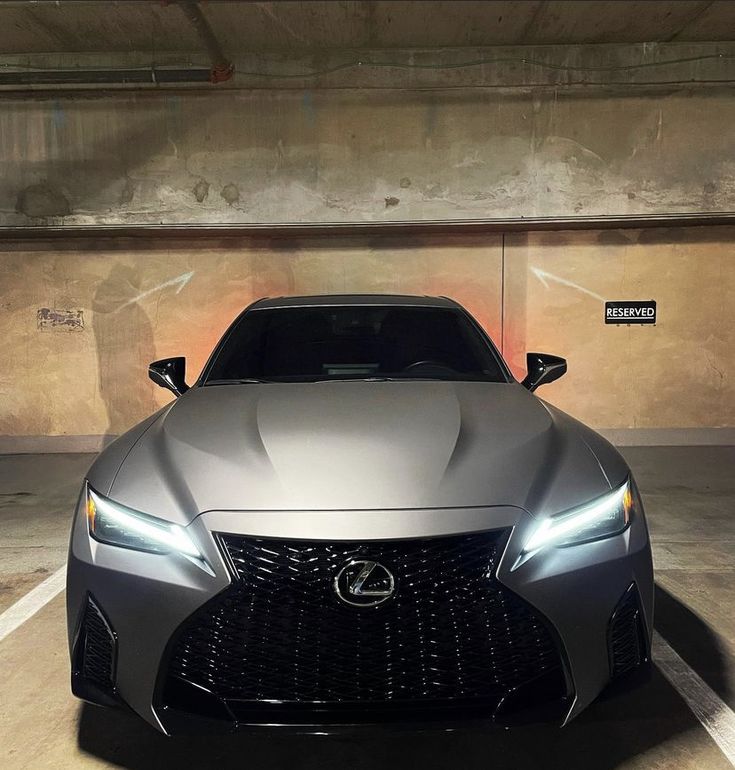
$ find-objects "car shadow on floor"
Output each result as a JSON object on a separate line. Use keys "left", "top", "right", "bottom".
{"left": 77, "top": 584, "right": 729, "bottom": 770}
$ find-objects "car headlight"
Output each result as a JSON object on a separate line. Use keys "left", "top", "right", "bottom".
{"left": 85, "top": 484, "right": 212, "bottom": 573}
{"left": 517, "top": 479, "right": 635, "bottom": 566}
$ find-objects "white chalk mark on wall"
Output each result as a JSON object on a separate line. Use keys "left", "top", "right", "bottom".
{"left": 530, "top": 266, "right": 605, "bottom": 303}
{"left": 115, "top": 271, "right": 194, "bottom": 312}
{"left": 255, "top": 2, "right": 310, "bottom": 44}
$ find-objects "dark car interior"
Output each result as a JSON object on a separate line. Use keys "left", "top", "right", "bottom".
{"left": 204, "top": 305, "right": 508, "bottom": 383}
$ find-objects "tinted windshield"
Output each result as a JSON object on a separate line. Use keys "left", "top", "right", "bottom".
{"left": 203, "top": 305, "right": 508, "bottom": 383}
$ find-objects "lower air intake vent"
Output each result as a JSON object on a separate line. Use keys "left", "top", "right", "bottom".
{"left": 609, "top": 584, "right": 647, "bottom": 679}
{"left": 77, "top": 596, "right": 116, "bottom": 692}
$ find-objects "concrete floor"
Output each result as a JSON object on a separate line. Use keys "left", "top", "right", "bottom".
{"left": 0, "top": 446, "right": 733, "bottom": 769}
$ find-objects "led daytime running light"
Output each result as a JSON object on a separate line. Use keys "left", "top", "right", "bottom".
{"left": 523, "top": 482, "right": 631, "bottom": 554}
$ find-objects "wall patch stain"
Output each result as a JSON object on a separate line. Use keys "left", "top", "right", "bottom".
{"left": 220, "top": 183, "right": 240, "bottom": 206}
{"left": 302, "top": 92, "right": 316, "bottom": 127}
{"left": 399, "top": 177, "right": 412, "bottom": 188}
{"left": 37, "top": 308, "right": 84, "bottom": 331}
{"left": 52, "top": 102, "right": 66, "bottom": 130}
{"left": 16, "top": 184, "right": 71, "bottom": 218}
{"left": 385, "top": 196, "right": 400, "bottom": 208}
{"left": 423, "top": 182, "right": 444, "bottom": 199}
{"left": 193, "top": 179, "right": 210, "bottom": 202}
{"left": 598, "top": 230, "right": 633, "bottom": 246}
{"left": 120, "top": 177, "right": 135, "bottom": 205}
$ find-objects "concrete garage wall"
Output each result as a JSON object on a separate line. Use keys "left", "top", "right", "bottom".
{"left": 0, "top": 226, "right": 733, "bottom": 450}
{"left": 0, "top": 235, "right": 503, "bottom": 447}
{"left": 1, "top": 60, "right": 735, "bottom": 225}
{"left": 1, "top": 41, "right": 734, "bottom": 449}
{"left": 503, "top": 227, "right": 735, "bottom": 442}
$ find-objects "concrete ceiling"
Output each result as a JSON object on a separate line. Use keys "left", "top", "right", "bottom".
{"left": 2, "top": 1, "right": 735, "bottom": 56}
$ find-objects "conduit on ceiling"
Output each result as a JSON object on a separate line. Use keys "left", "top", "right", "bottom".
{"left": 0, "top": 0, "right": 233, "bottom": 88}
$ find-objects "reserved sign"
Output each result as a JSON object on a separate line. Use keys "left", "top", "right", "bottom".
{"left": 605, "top": 300, "right": 656, "bottom": 325}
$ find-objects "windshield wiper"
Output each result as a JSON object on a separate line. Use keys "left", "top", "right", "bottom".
{"left": 313, "top": 376, "right": 397, "bottom": 382}
{"left": 204, "top": 378, "right": 271, "bottom": 385}
{"left": 206, "top": 376, "right": 400, "bottom": 385}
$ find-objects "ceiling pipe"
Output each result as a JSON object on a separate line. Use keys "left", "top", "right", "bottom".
{"left": 177, "top": 1, "right": 234, "bottom": 83}
{"left": 0, "top": 68, "right": 213, "bottom": 87}
{"left": 0, "top": 1, "right": 233, "bottom": 89}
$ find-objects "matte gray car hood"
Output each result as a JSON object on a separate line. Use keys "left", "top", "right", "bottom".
{"left": 100, "top": 381, "right": 626, "bottom": 525}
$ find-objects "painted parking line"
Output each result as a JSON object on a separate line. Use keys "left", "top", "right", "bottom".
{"left": 0, "top": 568, "right": 734, "bottom": 766}
{"left": 0, "top": 564, "right": 66, "bottom": 643}
{"left": 654, "top": 631, "right": 735, "bottom": 766}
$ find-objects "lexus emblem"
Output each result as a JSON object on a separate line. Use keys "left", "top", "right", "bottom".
{"left": 334, "top": 560, "right": 395, "bottom": 607}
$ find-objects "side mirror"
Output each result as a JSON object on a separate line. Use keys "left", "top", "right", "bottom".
{"left": 521, "top": 352, "right": 567, "bottom": 392}
{"left": 149, "top": 357, "right": 189, "bottom": 397}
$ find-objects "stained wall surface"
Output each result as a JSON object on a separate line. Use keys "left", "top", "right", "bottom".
{"left": 0, "top": 235, "right": 503, "bottom": 439}
{"left": 1, "top": 83, "right": 734, "bottom": 226}
{"left": 0, "top": 226, "right": 732, "bottom": 444}
{"left": 504, "top": 227, "right": 734, "bottom": 431}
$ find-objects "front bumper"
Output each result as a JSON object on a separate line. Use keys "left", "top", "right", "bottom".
{"left": 67, "top": 500, "right": 653, "bottom": 734}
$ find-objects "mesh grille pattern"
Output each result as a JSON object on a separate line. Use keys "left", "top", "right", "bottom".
{"left": 81, "top": 598, "right": 115, "bottom": 689}
{"left": 609, "top": 586, "right": 646, "bottom": 678}
{"left": 164, "top": 532, "right": 563, "bottom": 709}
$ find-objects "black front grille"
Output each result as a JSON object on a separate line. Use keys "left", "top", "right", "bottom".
{"left": 609, "top": 584, "right": 647, "bottom": 678}
{"left": 162, "top": 531, "right": 566, "bottom": 720}
{"left": 79, "top": 597, "right": 116, "bottom": 690}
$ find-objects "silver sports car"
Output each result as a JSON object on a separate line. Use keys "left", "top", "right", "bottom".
{"left": 67, "top": 294, "right": 653, "bottom": 734}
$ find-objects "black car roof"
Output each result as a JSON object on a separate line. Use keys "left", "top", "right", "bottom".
{"left": 251, "top": 294, "right": 461, "bottom": 310}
